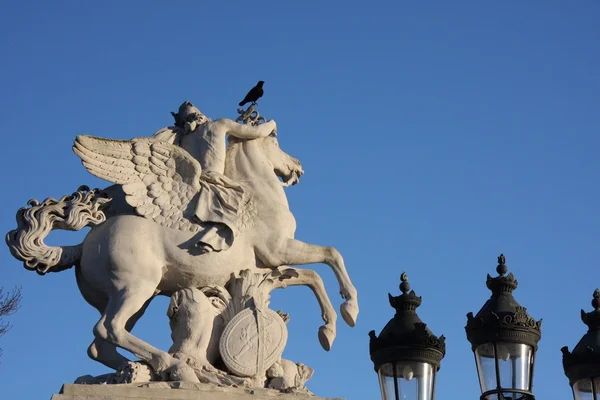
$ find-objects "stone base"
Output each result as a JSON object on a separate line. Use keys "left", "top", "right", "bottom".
{"left": 51, "top": 382, "right": 343, "bottom": 400}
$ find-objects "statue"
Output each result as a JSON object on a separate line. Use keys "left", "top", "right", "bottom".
{"left": 6, "top": 99, "right": 358, "bottom": 396}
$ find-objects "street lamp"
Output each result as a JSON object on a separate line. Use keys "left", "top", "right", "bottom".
{"left": 369, "top": 272, "right": 446, "bottom": 400}
{"left": 562, "top": 289, "right": 600, "bottom": 399}
{"left": 465, "top": 254, "right": 542, "bottom": 400}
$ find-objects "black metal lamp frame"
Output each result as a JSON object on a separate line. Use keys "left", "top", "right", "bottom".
{"left": 369, "top": 272, "right": 446, "bottom": 400}
{"left": 465, "top": 255, "right": 542, "bottom": 400}
{"left": 562, "top": 289, "right": 600, "bottom": 400}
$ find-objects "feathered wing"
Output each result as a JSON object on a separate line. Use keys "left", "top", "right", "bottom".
{"left": 73, "top": 135, "right": 203, "bottom": 232}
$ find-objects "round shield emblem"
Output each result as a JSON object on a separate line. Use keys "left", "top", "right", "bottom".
{"left": 219, "top": 307, "right": 288, "bottom": 377}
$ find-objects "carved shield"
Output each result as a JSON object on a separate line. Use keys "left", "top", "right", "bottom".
{"left": 219, "top": 307, "right": 288, "bottom": 377}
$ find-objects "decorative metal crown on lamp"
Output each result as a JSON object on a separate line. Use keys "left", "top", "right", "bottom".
{"left": 465, "top": 254, "right": 542, "bottom": 400}
{"left": 369, "top": 272, "right": 446, "bottom": 400}
{"left": 562, "top": 289, "right": 600, "bottom": 399}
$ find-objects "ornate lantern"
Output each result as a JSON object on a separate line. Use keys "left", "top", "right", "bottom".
{"left": 369, "top": 272, "right": 446, "bottom": 400}
{"left": 562, "top": 289, "right": 600, "bottom": 399}
{"left": 465, "top": 254, "right": 542, "bottom": 400}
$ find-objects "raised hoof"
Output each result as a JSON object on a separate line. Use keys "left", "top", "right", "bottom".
{"left": 318, "top": 325, "right": 336, "bottom": 351}
{"left": 169, "top": 363, "right": 200, "bottom": 383}
{"left": 340, "top": 301, "right": 359, "bottom": 327}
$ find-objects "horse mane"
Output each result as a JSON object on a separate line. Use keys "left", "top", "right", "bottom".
{"left": 227, "top": 135, "right": 245, "bottom": 146}
{"left": 225, "top": 135, "right": 266, "bottom": 162}
{"left": 225, "top": 135, "right": 271, "bottom": 179}
{"left": 225, "top": 136, "right": 244, "bottom": 177}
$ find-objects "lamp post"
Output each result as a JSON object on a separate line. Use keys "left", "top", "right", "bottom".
{"left": 465, "top": 254, "right": 542, "bottom": 400}
{"left": 369, "top": 272, "right": 446, "bottom": 400}
{"left": 562, "top": 289, "right": 600, "bottom": 399}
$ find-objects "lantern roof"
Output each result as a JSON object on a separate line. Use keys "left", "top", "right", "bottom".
{"left": 465, "top": 254, "right": 542, "bottom": 350}
{"left": 562, "top": 289, "right": 600, "bottom": 386}
{"left": 369, "top": 272, "right": 446, "bottom": 372}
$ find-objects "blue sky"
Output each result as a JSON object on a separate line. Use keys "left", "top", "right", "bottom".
{"left": 1, "top": 2, "right": 599, "bottom": 399}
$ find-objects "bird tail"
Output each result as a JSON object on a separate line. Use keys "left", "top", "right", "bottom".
{"left": 238, "top": 101, "right": 246, "bottom": 107}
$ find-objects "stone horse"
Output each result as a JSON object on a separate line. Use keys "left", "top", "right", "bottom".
{"left": 7, "top": 132, "right": 358, "bottom": 380}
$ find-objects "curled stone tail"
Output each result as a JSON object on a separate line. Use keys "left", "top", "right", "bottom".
{"left": 5, "top": 185, "right": 111, "bottom": 275}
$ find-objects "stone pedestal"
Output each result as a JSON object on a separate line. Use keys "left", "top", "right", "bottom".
{"left": 50, "top": 382, "right": 344, "bottom": 400}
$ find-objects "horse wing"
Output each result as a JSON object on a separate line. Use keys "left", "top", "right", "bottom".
{"left": 73, "top": 135, "right": 203, "bottom": 232}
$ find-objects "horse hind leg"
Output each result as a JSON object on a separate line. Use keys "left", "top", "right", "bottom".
{"left": 256, "top": 238, "right": 359, "bottom": 327}
{"left": 93, "top": 286, "right": 196, "bottom": 381}
{"left": 76, "top": 268, "right": 131, "bottom": 370}
{"left": 275, "top": 267, "right": 337, "bottom": 351}
{"left": 88, "top": 338, "right": 128, "bottom": 370}
{"left": 87, "top": 298, "right": 152, "bottom": 370}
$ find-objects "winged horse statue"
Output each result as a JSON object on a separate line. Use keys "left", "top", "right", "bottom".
{"left": 7, "top": 122, "right": 359, "bottom": 382}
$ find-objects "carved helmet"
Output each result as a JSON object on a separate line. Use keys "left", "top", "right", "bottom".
{"left": 171, "top": 101, "right": 210, "bottom": 128}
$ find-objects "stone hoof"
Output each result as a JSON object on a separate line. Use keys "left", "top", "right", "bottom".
{"left": 340, "top": 301, "right": 359, "bottom": 327}
{"left": 151, "top": 355, "right": 175, "bottom": 381}
{"left": 169, "top": 362, "right": 200, "bottom": 383}
{"left": 318, "top": 325, "right": 336, "bottom": 351}
{"left": 113, "top": 361, "right": 156, "bottom": 384}
{"left": 198, "top": 362, "right": 226, "bottom": 376}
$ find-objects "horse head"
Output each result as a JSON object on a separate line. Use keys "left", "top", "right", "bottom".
{"left": 259, "top": 135, "right": 304, "bottom": 187}
{"left": 226, "top": 134, "right": 303, "bottom": 188}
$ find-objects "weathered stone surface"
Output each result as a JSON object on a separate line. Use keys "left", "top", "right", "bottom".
{"left": 6, "top": 99, "right": 359, "bottom": 392}
{"left": 50, "top": 383, "right": 343, "bottom": 400}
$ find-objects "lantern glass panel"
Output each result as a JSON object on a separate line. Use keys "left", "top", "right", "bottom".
{"left": 475, "top": 342, "right": 533, "bottom": 400}
{"left": 475, "top": 343, "right": 497, "bottom": 395}
{"left": 497, "top": 342, "right": 533, "bottom": 391}
{"left": 377, "top": 361, "right": 436, "bottom": 400}
{"left": 573, "top": 378, "right": 600, "bottom": 400}
{"left": 378, "top": 364, "right": 396, "bottom": 400}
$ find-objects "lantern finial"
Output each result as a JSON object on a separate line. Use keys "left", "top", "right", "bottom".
{"left": 400, "top": 272, "right": 410, "bottom": 294}
{"left": 592, "top": 288, "right": 600, "bottom": 311}
{"left": 496, "top": 254, "right": 507, "bottom": 275}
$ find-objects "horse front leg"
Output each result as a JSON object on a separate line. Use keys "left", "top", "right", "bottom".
{"left": 256, "top": 239, "right": 359, "bottom": 327}
{"left": 273, "top": 267, "right": 338, "bottom": 351}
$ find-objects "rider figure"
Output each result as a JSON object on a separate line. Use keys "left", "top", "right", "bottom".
{"left": 154, "top": 101, "right": 276, "bottom": 174}
{"left": 152, "top": 101, "right": 277, "bottom": 253}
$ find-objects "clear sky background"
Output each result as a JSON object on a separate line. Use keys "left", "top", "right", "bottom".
{"left": 1, "top": 2, "right": 599, "bottom": 399}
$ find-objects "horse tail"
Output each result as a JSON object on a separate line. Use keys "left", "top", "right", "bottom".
{"left": 5, "top": 185, "right": 111, "bottom": 275}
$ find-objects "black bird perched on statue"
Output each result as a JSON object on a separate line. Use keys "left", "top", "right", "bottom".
{"left": 238, "top": 80, "right": 264, "bottom": 106}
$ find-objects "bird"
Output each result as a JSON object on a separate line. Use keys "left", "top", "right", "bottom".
{"left": 238, "top": 81, "right": 264, "bottom": 106}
